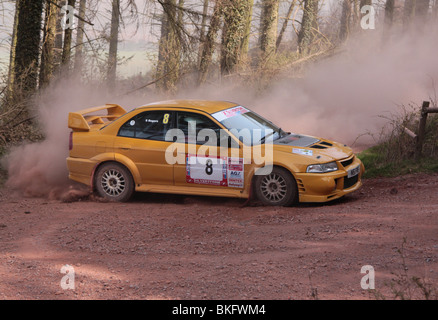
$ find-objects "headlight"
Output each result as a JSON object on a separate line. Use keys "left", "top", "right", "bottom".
{"left": 306, "top": 162, "right": 338, "bottom": 173}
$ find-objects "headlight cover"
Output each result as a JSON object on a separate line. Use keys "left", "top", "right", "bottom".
{"left": 306, "top": 162, "right": 338, "bottom": 173}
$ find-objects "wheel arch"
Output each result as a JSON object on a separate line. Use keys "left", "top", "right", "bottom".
{"left": 250, "top": 163, "right": 299, "bottom": 188}
{"left": 92, "top": 156, "right": 141, "bottom": 190}
{"left": 250, "top": 164, "right": 299, "bottom": 206}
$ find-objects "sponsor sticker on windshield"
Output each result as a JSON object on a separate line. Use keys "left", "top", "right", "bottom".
{"left": 212, "top": 106, "right": 249, "bottom": 122}
{"left": 292, "top": 148, "right": 313, "bottom": 156}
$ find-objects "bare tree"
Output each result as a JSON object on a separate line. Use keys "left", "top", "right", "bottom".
{"left": 6, "top": 0, "right": 20, "bottom": 101}
{"left": 220, "top": 0, "right": 249, "bottom": 75}
{"left": 13, "top": 0, "right": 44, "bottom": 99}
{"left": 339, "top": 0, "right": 352, "bottom": 42}
{"left": 240, "top": 0, "right": 254, "bottom": 60}
{"left": 156, "top": 0, "right": 184, "bottom": 92}
{"left": 40, "top": 0, "right": 59, "bottom": 88}
{"left": 198, "top": 0, "right": 223, "bottom": 85}
{"left": 197, "top": 0, "right": 210, "bottom": 65}
{"left": 259, "top": 0, "right": 279, "bottom": 61}
{"left": 107, "top": 0, "right": 120, "bottom": 89}
{"left": 403, "top": 0, "right": 416, "bottom": 29}
{"left": 74, "top": 0, "right": 87, "bottom": 75}
{"left": 276, "top": 0, "right": 296, "bottom": 50}
{"left": 417, "top": 0, "right": 431, "bottom": 17}
{"left": 298, "top": 0, "right": 319, "bottom": 55}
{"left": 61, "top": 0, "right": 77, "bottom": 71}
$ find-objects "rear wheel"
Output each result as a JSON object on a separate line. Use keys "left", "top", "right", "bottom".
{"left": 95, "top": 162, "right": 134, "bottom": 202}
{"left": 254, "top": 167, "right": 298, "bottom": 206}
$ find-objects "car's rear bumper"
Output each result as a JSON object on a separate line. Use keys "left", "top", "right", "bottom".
{"left": 67, "top": 157, "right": 97, "bottom": 186}
{"left": 296, "top": 159, "right": 365, "bottom": 203}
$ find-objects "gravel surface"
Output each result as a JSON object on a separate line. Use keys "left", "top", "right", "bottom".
{"left": 1, "top": 173, "right": 438, "bottom": 300}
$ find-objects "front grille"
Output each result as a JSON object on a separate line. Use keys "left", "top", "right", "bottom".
{"left": 344, "top": 175, "right": 359, "bottom": 189}
{"left": 341, "top": 157, "right": 354, "bottom": 168}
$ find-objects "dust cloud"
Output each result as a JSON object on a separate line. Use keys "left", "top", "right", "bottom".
{"left": 3, "top": 23, "right": 438, "bottom": 199}
{"left": 185, "top": 25, "right": 438, "bottom": 149}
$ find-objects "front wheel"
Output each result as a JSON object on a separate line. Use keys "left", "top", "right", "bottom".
{"left": 95, "top": 162, "right": 134, "bottom": 202}
{"left": 254, "top": 167, "right": 298, "bottom": 207}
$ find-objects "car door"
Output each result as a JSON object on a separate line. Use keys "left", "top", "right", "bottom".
{"left": 172, "top": 111, "right": 245, "bottom": 191}
{"left": 114, "top": 110, "right": 175, "bottom": 186}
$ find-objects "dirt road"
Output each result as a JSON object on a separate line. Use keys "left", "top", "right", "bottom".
{"left": 1, "top": 173, "right": 437, "bottom": 300}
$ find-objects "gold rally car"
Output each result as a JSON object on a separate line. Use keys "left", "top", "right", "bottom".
{"left": 67, "top": 100, "right": 364, "bottom": 206}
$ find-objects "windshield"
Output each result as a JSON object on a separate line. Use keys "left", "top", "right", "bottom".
{"left": 212, "top": 106, "right": 286, "bottom": 146}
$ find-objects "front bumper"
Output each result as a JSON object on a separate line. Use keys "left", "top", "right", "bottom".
{"left": 295, "top": 156, "right": 365, "bottom": 203}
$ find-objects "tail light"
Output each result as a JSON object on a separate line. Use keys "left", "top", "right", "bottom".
{"left": 69, "top": 132, "right": 73, "bottom": 151}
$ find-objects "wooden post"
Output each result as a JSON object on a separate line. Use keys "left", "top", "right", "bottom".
{"left": 416, "top": 101, "right": 430, "bottom": 159}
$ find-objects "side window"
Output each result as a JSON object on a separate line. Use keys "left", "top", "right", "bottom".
{"left": 118, "top": 117, "right": 136, "bottom": 138}
{"left": 118, "top": 111, "right": 174, "bottom": 141}
{"left": 177, "top": 112, "right": 223, "bottom": 145}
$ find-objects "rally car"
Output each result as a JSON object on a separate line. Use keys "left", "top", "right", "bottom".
{"left": 67, "top": 100, "right": 364, "bottom": 206}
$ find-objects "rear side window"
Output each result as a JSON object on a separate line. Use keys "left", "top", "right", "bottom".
{"left": 118, "top": 111, "right": 174, "bottom": 141}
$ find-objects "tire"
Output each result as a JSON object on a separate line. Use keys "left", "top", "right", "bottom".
{"left": 95, "top": 162, "right": 134, "bottom": 202}
{"left": 254, "top": 167, "right": 298, "bottom": 207}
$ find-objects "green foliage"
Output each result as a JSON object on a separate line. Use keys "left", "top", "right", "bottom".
{"left": 358, "top": 102, "right": 438, "bottom": 178}
{"left": 359, "top": 149, "right": 438, "bottom": 178}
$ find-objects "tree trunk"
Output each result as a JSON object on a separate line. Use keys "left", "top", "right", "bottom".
{"left": 198, "top": 0, "right": 210, "bottom": 65}
{"left": 6, "top": 0, "right": 20, "bottom": 101}
{"left": 351, "top": 0, "right": 360, "bottom": 30}
{"left": 240, "top": 0, "right": 254, "bottom": 60}
{"left": 156, "top": 0, "right": 182, "bottom": 92}
{"left": 198, "top": 0, "right": 223, "bottom": 85}
{"left": 298, "top": 0, "right": 319, "bottom": 55}
{"left": 403, "top": 0, "right": 416, "bottom": 29}
{"left": 61, "top": 0, "right": 77, "bottom": 72}
{"left": 339, "top": 0, "right": 352, "bottom": 42}
{"left": 259, "top": 0, "right": 279, "bottom": 61}
{"left": 416, "top": 0, "right": 430, "bottom": 17}
{"left": 276, "top": 0, "right": 296, "bottom": 50}
{"left": 55, "top": 1, "right": 65, "bottom": 51}
{"left": 384, "top": 0, "right": 395, "bottom": 27}
{"left": 13, "top": 0, "right": 44, "bottom": 98}
{"left": 434, "top": 0, "right": 438, "bottom": 19}
{"left": 52, "top": 0, "right": 65, "bottom": 75}
{"left": 74, "top": 0, "right": 87, "bottom": 75}
{"left": 220, "top": 0, "right": 249, "bottom": 75}
{"left": 107, "top": 0, "right": 120, "bottom": 89}
{"left": 40, "top": 0, "right": 59, "bottom": 88}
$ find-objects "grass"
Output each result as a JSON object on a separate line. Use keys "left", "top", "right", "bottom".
{"left": 357, "top": 100, "right": 438, "bottom": 179}
{"left": 358, "top": 146, "right": 438, "bottom": 179}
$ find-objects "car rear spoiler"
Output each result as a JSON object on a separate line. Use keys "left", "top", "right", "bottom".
{"left": 68, "top": 104, "right": 127, "bottom": 132}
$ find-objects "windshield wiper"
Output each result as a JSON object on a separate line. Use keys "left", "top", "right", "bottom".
{"left": 257, "top": 128, "right": 288, "bottom": 145}
{"left": 258, "top": 131, "right": 276, "bottom": 144}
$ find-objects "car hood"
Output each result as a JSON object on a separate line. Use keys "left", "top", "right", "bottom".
{"left": 273, "top": 134, "right": 353, "bottom": 162}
